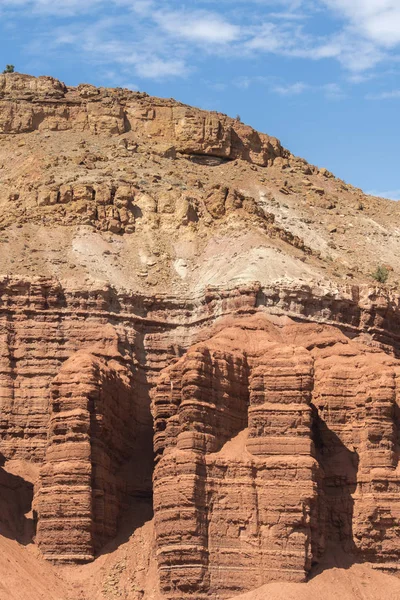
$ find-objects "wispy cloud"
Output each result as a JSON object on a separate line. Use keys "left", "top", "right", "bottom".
{"left": 322, "top": 1, "right": 400, "bottom": 47}
{"left": 272, "top": 81, "right": 309, "bottom": 95}
{"left": 1, "top": 0, "right": 151, "bottom": 16}
{"left": 318, "top": 1, "right": 400, "bottom": 71}
{"left": 2, "top": 0, "right": 400, "bottom": 81}
{"left": 367, "top": 188, "right": 400, "bottom": 200}
{"left": 366, "top": 90, "right": 400, "bottom": 100}
{"left": 48, "top": 13, "right": 191, "bottom": 80}
{"left": 154, "top": 10, "right": 241, "bottom": 44}
{"left": 233, "top": 75, "right": 344, "bottom": 99}
{"left": 245, "top": 21, "right": 306, "bottom": 53}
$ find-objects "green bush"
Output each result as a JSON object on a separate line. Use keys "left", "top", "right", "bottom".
{"left": 372, "top": 265, "right": 389, "bottom": 283}
{"left": 2, "top": 65, "right": 15, "bottom": 74}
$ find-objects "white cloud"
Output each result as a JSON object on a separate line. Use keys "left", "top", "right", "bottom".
{"left": 317, "top": 1, "right": 400, "bottom": 72}
{"left": 233, "top": 75, "right": 271, "bottom": 89}
{"left": 232, "top": 75, "right": 344, "bottom": 100}
{"left": 134, "top": 58, "right": 188, "bottom": 79}
{"left": 273, "top": 80, "right": 345, "bottom": 99}
{"left": 322, "top": 1, "right": 400, "bottom": 47}
{"left": 155, "top": 10, "right": 241, "bottom": 44}
{"left": 1, "top": 0, "right": 152, "bottom": 16}
{"left": 322, "top": 82, "right": 344, "bottom": 98}
{"left": 268, "top": 11, "right": 308, "bottom": 20}
{"left": 317, "top": 35, "right": 385, "bottom": 72}
{"left": 246, "top": 20, "right": 314, "bottom": 55}
{"left": 49, "top": 16, "right": 190, "bottom": 80}
{"left": 3, "top": 0, "right": 400, "bottom": 80}
{"left": 243, "top": 7, "right": 391, "bottom": 73}
{"left": 119, "top": 81, "right": 139, "bottom": 90}
{"left": 2, "top": 0, "right": 103, "bottom": 16}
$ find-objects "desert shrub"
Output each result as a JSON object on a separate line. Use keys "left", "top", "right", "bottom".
{"left": 372, "top": 265, "right": 389, "bottom": 283}
{"left": 2, "top": 65, "right": 15, "bottom": 74}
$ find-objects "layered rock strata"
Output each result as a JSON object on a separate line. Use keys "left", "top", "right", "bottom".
{"left": 2, "top": 71, "right": 400, "bottom": 600}
{"left": 3, "top": 72, "right": 400, "bottom": 298}
{"left": 0, "top": 275, "right": 400, "bottom": 592}
{"left": 35, "top": 351, "right": 138, "bottom": 561}
{"left": 152, "top": 317, "right": 400, "bottom": 599}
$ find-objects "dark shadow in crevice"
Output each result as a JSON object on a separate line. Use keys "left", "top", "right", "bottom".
{"left": 0, "top": 452, "right": 35, "bottom": 545}
{"left": 187, "top": 154, "right": 232, "bottom": 167}
{"left": 96, "top": 495, "right": 154, "bottom": 558}
{"left": 308, "top": 540, "right": 362, "bottom": 581}
{"left": 94, "top": 327, "right": 155, "bottom": 559}
{"left": 210, "top": 352, "right": 250, "bottom": 453}
{"left": 310, "top": 405, "right": 360, "bottom": 577}
{"left": 123, "top": 112, "right": 132, "bottom": 133}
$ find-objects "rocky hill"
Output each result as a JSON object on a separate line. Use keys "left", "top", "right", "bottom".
{"left": 1, "top": 73, "right": 400, "bottom": 600}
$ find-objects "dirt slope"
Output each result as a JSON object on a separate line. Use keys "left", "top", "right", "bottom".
{"left": 0, "top": 73, "right": 400, "bottom": 295}
{"left": 232, "top": 563, "right": 400, "bottom": 600}
{"left": 0, "top": 537, "right": 67, "bottom": 600}
{"left": 2, "top": 533, "right": 400, "bottom": 600}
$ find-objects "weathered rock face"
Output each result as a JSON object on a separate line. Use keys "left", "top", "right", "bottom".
{"left": 1, "top": 278, "right": 400, "bottom": 575}
{"left": 2, "top": 72, "right": 400, "bottom": 299}
{"left": 0, "top": 73, "right": 284, "bottom": 166}
{"left": 35, "top": 350, "right": 139, "bottom": 561}
{"left": 2, "top": 73, "right": 400, "bottom": 600}
{"left": 152, "top": 316, "right": 400, "bottom": 598}
{"left": 0, "top": 277, "right": 400, "bottom": 597}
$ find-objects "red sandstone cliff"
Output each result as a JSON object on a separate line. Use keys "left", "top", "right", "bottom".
{"left": 1, "top": 73, "right": 400, "bottom": 600}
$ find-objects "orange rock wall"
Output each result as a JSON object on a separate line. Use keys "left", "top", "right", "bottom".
{"left": 1, "top": 278, "right": 400, "bottom": 594}
{"left": 152, "top": 320, "right": 400, "bottom": 599}
{"left": 35, "top": 352, "right": 138, "bottom": 561}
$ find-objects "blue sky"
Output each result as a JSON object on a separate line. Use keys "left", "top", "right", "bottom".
{"left": 1, "top": 0, "right": 400, "bottom": 199}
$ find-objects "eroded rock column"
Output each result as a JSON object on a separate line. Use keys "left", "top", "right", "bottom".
{"left": 152, "top": 325, "right": 320, "bottom": 599}
{"left": 153, "top": 345, "right": 250, "bottom": 599}
{"left": 35, "top": 350, "right": 137, "bottom": 561}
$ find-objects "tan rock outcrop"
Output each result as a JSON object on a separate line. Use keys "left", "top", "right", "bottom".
{"left": 0, "top": 73, "right": 284, "bottom": 166}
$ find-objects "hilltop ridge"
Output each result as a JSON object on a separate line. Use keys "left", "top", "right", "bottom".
{"left": 1, "top": 73, "right": 399, "bottom": 296}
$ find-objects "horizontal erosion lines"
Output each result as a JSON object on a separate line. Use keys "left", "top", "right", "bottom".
{"left": 0, "top": 303, "right": 396, "bottom": 338}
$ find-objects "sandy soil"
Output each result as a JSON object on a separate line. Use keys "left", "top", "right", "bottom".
{"left": 232, "top": 562, "right": 400, "bottom": 600}
{"left": 2, "top": 531, "right": 400, "bottom": 600}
